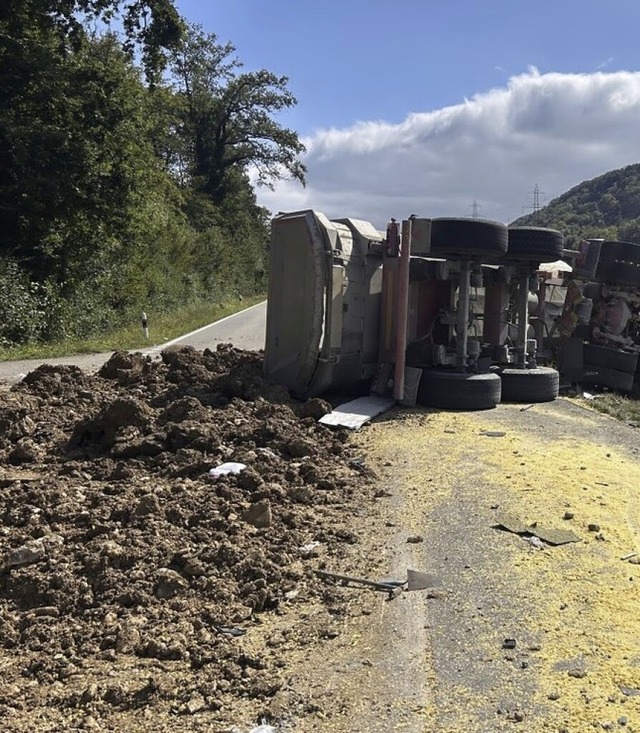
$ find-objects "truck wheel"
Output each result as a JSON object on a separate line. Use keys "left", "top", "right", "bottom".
{"left": 598, "top": 240, "right": 640, "bottom": 264}
{"left": 583, "top": 344, "right": 638, "bottom": 373}
{"left": 417, "top": 370, "right": 501, "bottom": 410}
{"left": 506, "top": 227, "right": 564, "bottom": 263}
{"left": 430, "top": 218, "right": 508, "bottom": 259}
{"left": 499, "top": 367, "right": 559, "bottom": 403}
{"left": 582, "top": 364, "right": 635, "bottom": 392}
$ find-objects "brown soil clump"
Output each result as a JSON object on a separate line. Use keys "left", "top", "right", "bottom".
{"left": 0, "top": 345, "right": 376, "bottom": 731}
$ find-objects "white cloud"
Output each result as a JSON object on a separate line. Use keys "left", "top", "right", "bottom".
{"left": 255, "top": 69, "right": 640, "bottom": 229}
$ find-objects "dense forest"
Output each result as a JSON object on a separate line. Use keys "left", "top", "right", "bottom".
{"left": 512, "top": 163, "right": 640, "bottom": 247}
{"left": 0, "top": 1, "right": 306, "bottom": 346}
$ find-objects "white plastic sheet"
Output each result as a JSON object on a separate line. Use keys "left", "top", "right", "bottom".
{"left": 319, "top": 396, "right": 395, "bottom": 430}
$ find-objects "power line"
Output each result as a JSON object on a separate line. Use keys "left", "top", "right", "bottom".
{"left": 521, "top": 183, "right": 546, "bottom": 219}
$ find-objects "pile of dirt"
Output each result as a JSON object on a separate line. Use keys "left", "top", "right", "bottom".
{"left": 0, "top": 345, "right": 377, "bottom": 731}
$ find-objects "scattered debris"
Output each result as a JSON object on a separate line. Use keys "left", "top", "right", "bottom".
{"left": 582, "top": 392, "right": 597, "bottom": 400}
{"left": 213, "top": 626, "right": 247, "bottom": 637}
{"left": 494, "top": 511, "right": 580, "bottom": 546}
{"left": 208, "top": 461, "right": 247, "bottom": 479}
{"left": 315, "top": 569, "right": 405, "bottom": 593}
{"left": 563, "top": 511, "right": 575, "bottom": 520}
{"left": 319, "top": 396, "right": 395, "bottom": 430}
{"left": 480, "top": 430, "right": 506, "bottom": 437}
{"left": 5, "top": 538, "right": 47, "bottom": 568}
{"left": 519, "top": 404, "right": 534, "bottom": 412}
{"left": 300, "top": 541, "right": 322, "bottom": 555}
{"left": 588, "top": 523, "right": 601, "bottom": 532}
{"left": 522, "top": 535, "right": 546, "bottom": 550}
{"left": 620, "top": 685, "right": 640, "bottom": 697}
{"left": 503, "top": 638, "right": 517, "bottom": 649}
{"left": 406, "top": 534, "right": 424, "bottom": 544}
{"left": 249, "top": 723, "right": 278, "bottom": 733}
{"left": 406, "top": 568, "right": 441, "bottom": 591}
{"left": 314, "top": 567, "right": 439, "bottom": 595}
{"left": 568, "top": 669, "right": 588, "bottom": 679}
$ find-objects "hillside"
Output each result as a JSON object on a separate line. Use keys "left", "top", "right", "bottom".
{"left": 511, "top": 163, "right": 640, "bottom": 246}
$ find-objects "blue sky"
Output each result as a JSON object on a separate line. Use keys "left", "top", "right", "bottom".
{"left": 174, "top": 0, "right": 640, "bottom": 226}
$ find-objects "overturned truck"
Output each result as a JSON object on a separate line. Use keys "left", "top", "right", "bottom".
{"left": 264, "top": 209, "right": 569, "bottom": 410}
{"left": 557, "top": 238, "right": 640, "bottom": 393}
{"left": 263, "top": 210, "right": 385, "bottom": 398}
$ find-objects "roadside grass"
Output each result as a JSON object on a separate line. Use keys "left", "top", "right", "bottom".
{"left": 583, "top": 390, "right": 640, "bottom": 426}
{"left": 0, "top": 295, "right": 265, "bottom": 362}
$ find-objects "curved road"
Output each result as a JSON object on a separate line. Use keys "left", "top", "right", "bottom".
{"left": 0, "top": 300, "right": 267, "bottom": 388}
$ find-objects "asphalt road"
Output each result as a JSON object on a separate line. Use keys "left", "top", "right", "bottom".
{"left": 295, "top": 397, "right": 640, "bottom": 732}
{"left": 0, "top": 300, "right": 267, "bottom": 388}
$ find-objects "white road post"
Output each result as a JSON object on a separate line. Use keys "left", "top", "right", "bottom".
{"left": 141, "top": 312, "right": 149, "bottom": 340}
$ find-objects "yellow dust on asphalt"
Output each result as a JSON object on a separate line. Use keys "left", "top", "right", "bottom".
{"left": 357, "top": 407, "right": 640, "bottom": 732}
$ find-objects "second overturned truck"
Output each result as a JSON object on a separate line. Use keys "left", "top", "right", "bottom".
{"left": 556, "top": 238, "right": 640, "bottom": 393}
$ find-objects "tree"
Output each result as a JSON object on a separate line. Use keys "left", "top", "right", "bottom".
{"left": 0, "top": 31, "right": 173, "bottom": 282}
{"left": 0, "top": 10, "right": 303, "bottom": 345}
{"left": 168, "top": 25, "right": 306, "bottom": 204}
{"left": 0, "top": 0, "right": 184, "bottom": 79}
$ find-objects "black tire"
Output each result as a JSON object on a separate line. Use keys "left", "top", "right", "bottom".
{"left": 499, "top": 367, "right": 559, "bottom": 403}
{"left": 417, "top": 370, "right": 501, "bottom": 410}
{"left": 506, "top": 227, "right": 564, "bottom": 263}
{"left": 582, "top": 364, "right": 635, "bottom": 392}
{"left": 583, "top": 344, "right": 638, "bottom": 373}
{"left": 430, "top": 218, "right": 508, "bottom": 259}
{"left": 598, "top": 240, "right": 640, "bottom": 264}
{"left": 595, "top": 259, "right": 640, "bottom": 286}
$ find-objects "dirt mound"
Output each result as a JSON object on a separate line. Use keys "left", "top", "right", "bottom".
{"left": 0, "top": 346, "right": 376, "bottom": 730}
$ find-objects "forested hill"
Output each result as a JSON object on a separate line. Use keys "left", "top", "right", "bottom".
{"left": 511, "top": 163, "right": 640, "bottom": 246}
{"left": 0, "top": 1, "right": 306, "bottom": 347}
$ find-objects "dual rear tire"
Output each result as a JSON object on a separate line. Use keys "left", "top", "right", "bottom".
{"left": 417, "top": 366, "right": 560, "bottom": 409}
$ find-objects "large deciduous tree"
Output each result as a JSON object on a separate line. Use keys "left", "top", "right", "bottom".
{"left": 168, "top": 25, "right": 306, "bottom": 204}
{"left": 0, "top": 31, "right": 169, "bottom": 282}
{"left": 0, "top": 7, "right": 306, "bottom": 345}
{"left": 0, "top": 0, "right": 183, "bottom": 78}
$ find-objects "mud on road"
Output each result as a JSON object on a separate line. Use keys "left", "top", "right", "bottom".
{"left": 0, "top": 345, "right": 383, "bottom": 732}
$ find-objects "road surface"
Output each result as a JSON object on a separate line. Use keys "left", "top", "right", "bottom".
{"left": 0, "top": 300, "right": 267, "bottom": 388}
{"left": 1, "top": 293, "right": 638, "bottom": 730}
{"left": 292, "top": 397, "right": 640, "bottom": 732}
